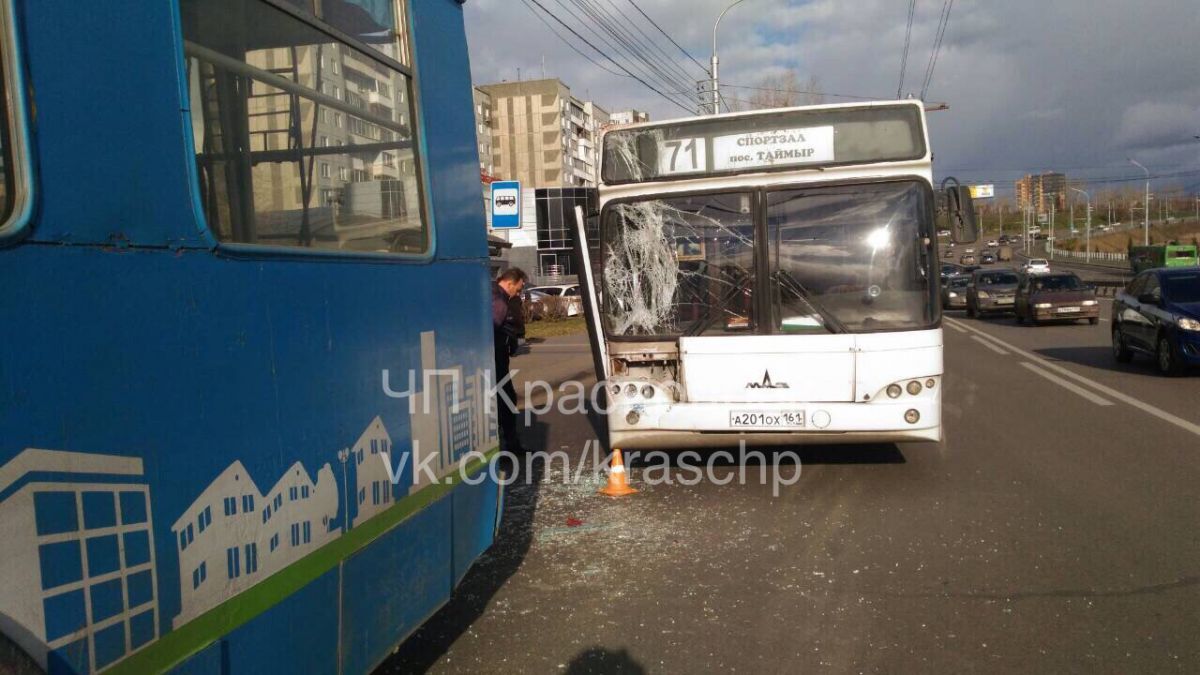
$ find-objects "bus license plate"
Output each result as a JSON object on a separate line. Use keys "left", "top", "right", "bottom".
{"left": 730, "top": 411, "right": 806, "bottom": 428}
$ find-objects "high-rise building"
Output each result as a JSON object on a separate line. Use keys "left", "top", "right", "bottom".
{"left": 473, "top": 87, "right": 494, "bottom": 179}
{"left": 474, "top": 78, "right": 611, "bottom": 277}
{"left": 1015, "top": 172, "right": 1067, "bottom": 213}
{"left": 475, "top": 78, "right": 607, "bottom": 189}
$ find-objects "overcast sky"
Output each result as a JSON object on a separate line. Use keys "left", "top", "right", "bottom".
{"left": 463, "top": 0, "right": 1200, "bottom": 198}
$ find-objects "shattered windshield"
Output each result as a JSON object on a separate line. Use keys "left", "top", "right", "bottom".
{"left": 767, "top": 181, "right": 937, "bottom": 333}
{"left": 601, "top": 192, "right": 755, "bottom": 336}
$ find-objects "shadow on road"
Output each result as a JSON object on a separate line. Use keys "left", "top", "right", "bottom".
{"left": 376, "top": 419, "right": 550, "bottom": 673}
{"left": 565, "top": 647, "right": 647, "bottom": 675}
{"left": 1035, "top": 345, "right": 1159, "bottom": 376}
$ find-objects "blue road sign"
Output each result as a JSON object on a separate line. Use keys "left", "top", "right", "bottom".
{"left": 491, "top": 181, "right": 520, "bottom": 229}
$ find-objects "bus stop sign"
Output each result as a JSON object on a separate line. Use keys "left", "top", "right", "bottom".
{"left": 491, "top": 181, "right": 520, "bottom": 229}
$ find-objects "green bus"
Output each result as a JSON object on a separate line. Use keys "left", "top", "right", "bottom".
{"left": 1130, "top": 244, "right": 1200, "bottom": 274}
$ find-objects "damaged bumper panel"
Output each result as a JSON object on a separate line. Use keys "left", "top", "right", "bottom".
{"left": 608, "top": 397, "right": 941, "bottom": 449}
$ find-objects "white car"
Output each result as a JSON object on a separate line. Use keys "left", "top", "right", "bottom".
{"left": 987, "top": 239, "right": 999, "bottom": 247}
{"left": 527, "top": 284, "right": 583, "bottom": 316}
{"left": 1023, "top": 259, "right": 1051, "bottom": 275}
{"left": 964, "top": 247, "right": 976, "bottom": 254}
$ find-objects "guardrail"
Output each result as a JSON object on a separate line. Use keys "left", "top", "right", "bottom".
{"left": 1045, "top": 240, "right": 1127, "bottom": 263}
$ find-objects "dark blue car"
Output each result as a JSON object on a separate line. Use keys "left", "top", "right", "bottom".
{"left": 1112, "top": 268, "right": 1200, "bottom": 375}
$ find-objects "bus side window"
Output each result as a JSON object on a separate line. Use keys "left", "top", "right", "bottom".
{"left": 179, "top": 0, "right": 427, "bottom": 256}
{"left": 0, "top": 0, "right": 30, "bottom": 237}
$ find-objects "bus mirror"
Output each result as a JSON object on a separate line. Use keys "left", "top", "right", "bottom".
{"left": 941, "top": 179, "right": 978, "bottom": 244}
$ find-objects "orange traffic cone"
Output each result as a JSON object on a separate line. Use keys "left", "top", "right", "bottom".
{"left": 599, "top": 448, "right": 637, "bottom": 497}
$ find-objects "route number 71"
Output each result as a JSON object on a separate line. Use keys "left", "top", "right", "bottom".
{"left": 659, "top": 137, "right": 706, "bottom": 175}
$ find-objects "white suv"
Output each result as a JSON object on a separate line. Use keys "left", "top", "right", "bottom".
{"left": 1023, "top": 259, "right": 1050, "bottom": 275}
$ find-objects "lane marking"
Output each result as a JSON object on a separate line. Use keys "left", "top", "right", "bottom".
{"left": 946, "top": 322, "right": 969, "bottom": 334}
{"left": 1018, "top": 361, "right": 1114, "bottom": 406}
{"left": 946, "top": 317, "right": 1200, "bottom": 438}
{"left": 971, "top": 335, "right": 1009, "bottom": 355}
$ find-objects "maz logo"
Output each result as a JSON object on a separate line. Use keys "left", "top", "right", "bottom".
{"left": 746, "top": 370, "right": 789, "bottom": 389}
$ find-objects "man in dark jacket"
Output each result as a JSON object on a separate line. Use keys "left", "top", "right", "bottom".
{"left": 493, "top": 267, "right": 528, "bottom": 452}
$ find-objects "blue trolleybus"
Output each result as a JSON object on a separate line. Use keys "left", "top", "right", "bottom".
{"left": 0, "top": 1, "right": 502, "bottom": 672}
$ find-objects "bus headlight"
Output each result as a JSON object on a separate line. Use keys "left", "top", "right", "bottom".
{"left": 886, "top": 384, "right": 902, "bottom": 399}
{"left": 906, "top": 381, "right": 922, "bottom": 395}
{"left": 641, "top": 385, "right": 655, "bottom": 399}
{"left": 625, "top": 384, "right": 638, "bottom": 397}
{"left": 904, "top": 409, "right": 920, "bottom": 424}
{"left": 925, "top": 378, "right": 936, "bottom": 389}
{"left": 626, "top": 411, "right": 640, "bottom": 425}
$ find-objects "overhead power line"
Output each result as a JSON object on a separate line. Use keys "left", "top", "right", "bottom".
{"left": 897, "top": 0, "right": 917, "bottom": 98}
{"left": 596, "top": 0, "right": 702, "bottom": 85}
{"left": 624, "top": 0, "right": 710, "bottom": 75}
{"left": 919, "top": 0, "right": 954, "bottom": 100}
{"left": 549, "top": 0, "right": 695, "bottom": 109}
{"left": 519, "top": 0, "right": 633, "bottom": 79}
{"left": 522, "top": 0, "right": 695, "bottom": 113}
{"left": 568, "top": 0, "right": 694, "bottom": 96}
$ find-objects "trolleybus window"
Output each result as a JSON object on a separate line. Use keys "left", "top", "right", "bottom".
{"left": 602, "top": 191, "right": 755, "bottom": 337}
{"left": 0, "top": 0, "right": 23, "bottom": 232}
{"left": 179, "top": 0, "right": 427, "bottom": 254}
{"left": 766, "top": 181, "right": 938, "bottom": 333}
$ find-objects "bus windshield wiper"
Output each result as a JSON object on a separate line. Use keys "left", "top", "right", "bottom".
{"left": 773, "top": 269, "right": 848, "bottom": 334}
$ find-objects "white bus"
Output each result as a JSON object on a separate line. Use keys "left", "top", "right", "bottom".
{"left": 570, "top": 101, "right": 978, "bottom": 449}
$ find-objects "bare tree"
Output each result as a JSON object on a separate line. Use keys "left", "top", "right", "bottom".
{"left": 729, "top": 71, "right": 824, "bottom": 110}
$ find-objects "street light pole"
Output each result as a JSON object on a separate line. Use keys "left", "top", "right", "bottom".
{"left": 1071, "top": 187, "right": 1091, "bottom": 262}
{"left": 711, "top": 0, "right": 749, "bottom": 115}
{"left": 1129, "top": 158, "right": 1150, "bottom": 245}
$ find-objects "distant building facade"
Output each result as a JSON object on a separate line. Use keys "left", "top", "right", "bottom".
{"left": 608, "top": 109, "right": 649, "bottom": 126}
{"left": 1015, "top": 172, "right": 1067, "bottom": 213}
{"left": 474, "top": 78, "right": 611, "bottom": 277}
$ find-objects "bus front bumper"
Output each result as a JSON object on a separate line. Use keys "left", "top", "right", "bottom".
{"left": 607, "top": 398, "right": 941, "bottom": 449}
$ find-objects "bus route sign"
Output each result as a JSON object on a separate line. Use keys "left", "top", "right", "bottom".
{"left": 712, "top": 126, "right": 834, "bottom": 171}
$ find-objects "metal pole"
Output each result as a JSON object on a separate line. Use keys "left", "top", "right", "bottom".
{"left": 1072, "top": 187, "right": 1090, "bottom": 262}
{"left": 1129, "top": 158, "right": 1150, "bottom": 245}
{"left": 711, "top": 0, "right": 749, "bottom": 115}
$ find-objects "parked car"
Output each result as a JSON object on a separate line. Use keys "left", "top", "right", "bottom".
{"left": 1111, "top": 268, "right": 1200, "bottom": 375}
{"left": 967, "top": 269, "right": 1020, "bottom": 317}
{"left": 1023, "top": 258, "right": 1051, "bottom": 275}
{"left": 1015, "top": 273, "right": 1099, "bottom": 325}
{"left": 941, "top": 274, "right": 971, "bottom": 309}
{"left": 987, "top": 239, "right": 999, "bottom": 247}
{"left": 527, "top": 284, "right": 583, "bottom": 316}
{"left": 980, "top": 252, "right": 996, "bottom": 264}
{"left": 960, "top": 254, "right": 978, "bottom": 265}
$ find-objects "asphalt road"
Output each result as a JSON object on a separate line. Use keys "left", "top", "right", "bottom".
{"left": 379, "top": 307, "right": 1200, "bottom": 673}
